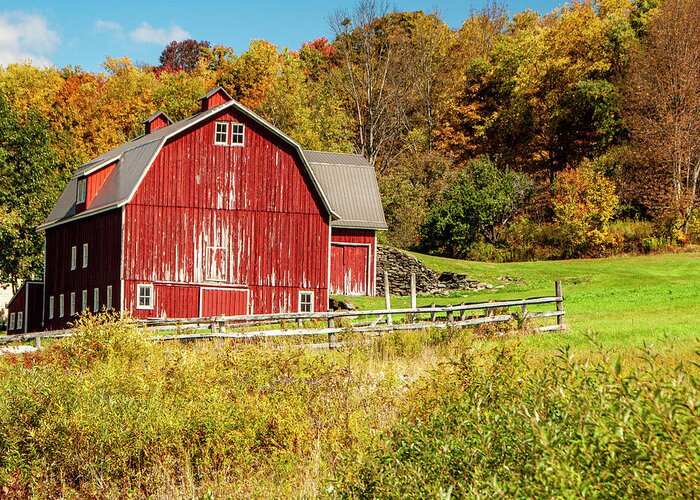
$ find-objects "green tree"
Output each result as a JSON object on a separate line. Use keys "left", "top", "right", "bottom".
{"left": 0, "top": 96, "right": 68, "bottom": 289}
{"left": 422, "top": 156, "right": 532, "bottom": 257}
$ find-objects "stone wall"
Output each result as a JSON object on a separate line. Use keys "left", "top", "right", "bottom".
{"left": 375, "top": 246, "right": 491, "bottom": 296}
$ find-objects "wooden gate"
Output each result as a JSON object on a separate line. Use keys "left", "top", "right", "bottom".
{"left": 329, "top": 243, "right": 370, "bottom": 296}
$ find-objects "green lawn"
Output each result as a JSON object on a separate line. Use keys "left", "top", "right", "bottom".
{"left": 336, "top": 251, "right": 700, "bottom": 351}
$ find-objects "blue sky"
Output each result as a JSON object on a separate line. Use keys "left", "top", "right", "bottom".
{"left": 0, "top": 1, "right": 566, "bottom": 72}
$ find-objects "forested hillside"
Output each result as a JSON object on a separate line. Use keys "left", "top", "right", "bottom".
{"left": 1, "top": 0, "right": 698, "bottom": 288}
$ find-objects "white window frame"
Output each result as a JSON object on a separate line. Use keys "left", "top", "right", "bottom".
{"left": 77, "top": 177, "right": 87, "bottom": 204}
{"left": 70, "top": 292, "right": 76, "bottom": 316}
{"left": 93, "top": 288, "right": 100, "bottom": 312}
{"left": 230, "top": 123, "right": 245, "bottom": 146}
{"left": 71, "top": 246, "right": 77, "bottom": 270}
{"left": 106, "top": 285, "right": 113, "bottom": 311}
{"left": 17, "top": 311, "right": 23, "bottom": 330}
{"left": 9, "top": 313, "right": 15, "bottom": 331}
{"left": 82, "top": 290, "right": 88, "bottom": 311}
{"left": 137, "top": 284, "right": 154, "bottom": 310}
{"left": 59, "top": 294, "right": 65, "bottom": 318}
{"left": 214, "top": 122, "right": 229, "bottom": 145}
{"left": 82, "top": 243, "right": 88, "bottom": 268}
{"left": 48, "top": 296, "right": 54, "bottom": 320}
{"left": 298, "top": 291, "right": 314, "bottom": 313}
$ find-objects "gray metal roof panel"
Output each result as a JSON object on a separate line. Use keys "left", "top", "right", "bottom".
{"left": 302, "top": 151, "right": 387, "bottom": 230}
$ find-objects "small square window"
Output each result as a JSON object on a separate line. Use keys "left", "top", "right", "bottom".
{"left": 83, "top": 243, "right": 88, "bottom": 268}
{"left": 106, "top": 285, "right": 113, "bottom": 311}
{"left": 214, "top": 122, "right": 228, "bottom": 145}
{"left": 70, "top": 292, "right": 76, "bottom": 316}
{"left": 137, "top": 284, "right": 154, "bottom": 310}
{"left": 17, "top": 312, "right": 23, "bottom": 330}
{"left": 59, "top": 294, "right": 65, "bottom": 318}
{"left": 231, "top": 123, "right": 245, "bottom": 145}
{"left": 77, "top": 178, "right": 87, "bottom": 204}
{"left": 299, "top": 291, "right": 314, "bottom": 313}
{"left": 9, "top": 313, "right": 15, "bottom": 331}
{"left": 71, "top": 246, "right": 77, "bottom": 270}
{"left": 48, "top": 296, "right": 54, "bottom": 320}
{"left": 93, "top": 288, "right": 100, "bottom": 312}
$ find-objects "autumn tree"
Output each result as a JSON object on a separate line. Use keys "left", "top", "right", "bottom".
{"left": 624, "top": 0, "right": 700, "bottom": 235}
{"left": 159, "top": 39, "right": 211, "bottom": 72}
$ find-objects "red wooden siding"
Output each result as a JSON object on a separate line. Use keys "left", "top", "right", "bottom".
{"left": 330, "top": 229, "right": 377, "bottom": 296}
{"left": 86, "top": 161, "right": 117, "bottom": 208}
{"left": 152, "top": 284, "right": 200, "bottom": 319}
{"left": 43, "top": 209, "right": 122, "bottom": 331}
{"left": 201, "top": 287, "right": 249, "bottom": 317}
{"left": 6, "top": 282, "right": 44, "bottom": 334}
{"left": 123, "top": 107, "right": 330, "bottom": 318}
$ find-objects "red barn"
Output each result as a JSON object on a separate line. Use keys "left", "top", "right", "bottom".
{"left": 7, "top": 88, "right": 386, "bottom": 333}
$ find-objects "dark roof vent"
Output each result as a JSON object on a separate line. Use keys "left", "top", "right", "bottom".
{"left": 198, "top": 87, "right": 232, "bottom": 112}
{"left": 142, "top": 111, "right": 173, "bottom": 134}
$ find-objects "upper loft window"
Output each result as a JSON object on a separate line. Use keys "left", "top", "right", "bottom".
{"left": 76, "top": 177, "right": 87, "bottom": 204}
{"left": 231, "top": 123, "right": 245, "bottom": 145}
{"left": 214, "top": 122, "right": 228, "bottom": 145}
{"left": 214, "top": 121, "right": 245, "bottom": 146}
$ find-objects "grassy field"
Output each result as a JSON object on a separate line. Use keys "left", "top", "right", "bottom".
{"left": 0, "top": 252, "right": 697, "bottom": 497}
{"left": 339, "top": 251, "right": 700, "bottom": 352}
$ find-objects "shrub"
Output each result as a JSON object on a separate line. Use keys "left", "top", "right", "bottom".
{"left": 421, "top": 156, "right": 533, "bottom": 258}
{"left": 552, "top": 165, "right": 620, "bottom": 257}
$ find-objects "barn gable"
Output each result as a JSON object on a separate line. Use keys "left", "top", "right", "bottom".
{"left": 38, "top": 88, "right": 339, "bottom": 231}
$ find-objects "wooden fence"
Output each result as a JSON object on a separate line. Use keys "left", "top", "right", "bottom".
{"left": 0, "top": 281, "right": 565, "bottom": 349}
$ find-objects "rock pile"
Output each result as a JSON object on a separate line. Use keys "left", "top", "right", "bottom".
{"left": 375, "top": 246, "right": 492, "bottom": 296}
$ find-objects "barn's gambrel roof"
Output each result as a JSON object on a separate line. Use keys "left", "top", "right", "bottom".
{"left": 39, "top": 95, "right": 385, "bottom": 232}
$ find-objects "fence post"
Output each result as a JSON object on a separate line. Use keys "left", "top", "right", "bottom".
{"left": 384, "top": 270, "right": 393, "bottom": 327}
{"left": 328, "top": 317, "right": 336, "bottom": 348}
{"left": 520, "top": 303, "right": 528, "bottom": 328}
{"left": 446, "top": 309, "right": 454, "bottom": 325}
{"left": 34, "top": 335, "right": 41, "bottom": 349}
{"left": 555, "top": 280, "right": 564, "bottom": 328}
{"left": 410, "top": 272, "right": 417, "bottom": 323}
{"left": 430, "top": 303, "right": 437, "bottom": 323}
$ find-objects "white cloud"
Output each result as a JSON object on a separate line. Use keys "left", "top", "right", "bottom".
{"left": 0, "top": 11, "right": 59, "bottom": 67}
{"left": 94, "top": 19, "right": 123, "bottom": 33}
{"left": 129, "top": 22, "right": 189, "bottom": 45}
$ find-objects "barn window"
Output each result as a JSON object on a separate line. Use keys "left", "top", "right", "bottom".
{"left": 93, "top": 288, "right": 99, "bottom": 312}
{"left": 9, "top": 313, "right": 15, "bottom": 331}
{"left": 70, "top": 292, "right": 76, "bottom": 316}
{"left": 230, "top": 123, "right": 245, "bottom": 145}
{"left": 299, "top": 291, "right": 314, "bottom": 313}
{"left": 71, "top": 246, "right": 77, "bottom": 270}
{"left": 205, "top": 246, "right": 227, "bottom": 282}
{"left": 106, "top": 285, "right": 113, "bottom": 311}
{"left": 82, "top": 243, "right": 88, "bottom": 268}
{"left": 59, "top": 294, "right": 65, "bottom": 318}
{"left": 137, "top": 284, "right": 154, "bottom": 309}
{"left": 214, "top": 122, "right": 228, "bottom": 145}
{"left": 17, "top": 312, "right": 23, "bottom": 330}
{"left": 82, "top": 290, "right": 88, "bottom": 311}
{"left": 76, "top": 177, "right": 87, "bottom": 204}
{"left": 48, "top": 296, "right": 54, "bottom": 320}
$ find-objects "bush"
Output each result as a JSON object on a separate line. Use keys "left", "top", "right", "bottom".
{"left": 552, "top": 165, "right": 620, "bottom": 257}
{"left": 421, "top": 156, "right": 533, "bottom": 258}
{"left": 333, "top": 345, "right": 700, "bottom": 497}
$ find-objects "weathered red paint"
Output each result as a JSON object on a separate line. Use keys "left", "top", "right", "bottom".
{"left": 6, "top": 282, "right": 44, "bottom": 333}
{"left": 330, "top": 228, "right": 376, "bottom": 296}
{"left": 200, "top": 287, "right": 249, "bottom": 317}
{"left": 42, "top": 209, "right": 122, "bottom": 331}
{"left": 123, "top": 106, "right": 330, "bottom": 318}
{"left": 86, "top": 162, "right": 117, "bottom": 208}
{"left": 200, "top": 89, "right": 230, "bottom": 111}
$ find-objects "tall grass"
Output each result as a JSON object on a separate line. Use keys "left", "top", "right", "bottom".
{"left": 333, "top": 341, "right": 700, "bottom": 498}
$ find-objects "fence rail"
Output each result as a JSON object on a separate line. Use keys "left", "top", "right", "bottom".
{"left": 0, "top": 281, "right": 565, "bottom": 349}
